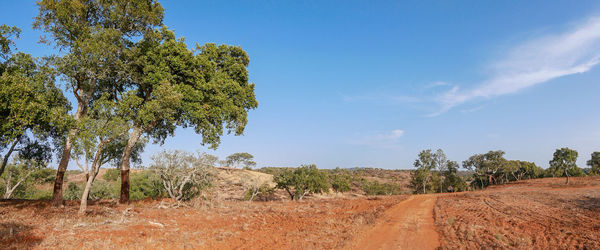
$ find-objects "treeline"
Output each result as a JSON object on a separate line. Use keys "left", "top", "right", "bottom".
{"left": 259, "top": 166, "right": 406, "bottom": 200}
{"left": 0, "top": 0, "right": 257, "bottom": 213}
{"left": 411, "top": 147, "right": 600, "bottom": 194}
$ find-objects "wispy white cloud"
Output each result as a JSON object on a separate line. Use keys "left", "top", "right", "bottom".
{"left": 341, "top": 93, "right": 421, "bottom": 104}
{"left": 424, "top": 81, "right": 451, "bottom": 89}
{"left": 432, "top": 16, "right": 600, "bottom": 116}
{"left": 349, "top": 129, "right": 405, "bottom": 148}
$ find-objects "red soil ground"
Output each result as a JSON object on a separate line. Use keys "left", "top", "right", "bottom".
{"left": 435, "top": 176, "right": 600, "bottom": 249}
{"left": 2, "top": 176, "right": 599, "bottom": 249}
{"left": 0, "top": 196, "right": 407, "bottom": 249}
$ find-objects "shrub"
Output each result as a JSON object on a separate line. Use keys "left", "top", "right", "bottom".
{"left": 151, "top": 150, "right": 215, "bottom": 201}
{"left": 103, "top": 168, "right": 121, "bottom": 182}
{"left": 360, "top": 180, "right": 402, "bottom": 196}
{"left": 274, "top": 164, "right": 330, "bottom": 200}
{"left": 330, "top": 174, "right": 351, "bottom": 193}
{"left": 244, "top": 183, "right": 275, "bottom": 201}
{"left": 130, "top": 171, "right": 163, "bottom": 200}
{"left": 63, "top": 181, "right": 119, "bottom": 200}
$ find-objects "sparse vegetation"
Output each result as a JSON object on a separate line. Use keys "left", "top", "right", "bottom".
{"left": 274, "top": 164, "right": 330, "bottom": 200}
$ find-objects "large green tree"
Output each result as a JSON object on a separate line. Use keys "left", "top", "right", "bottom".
{"left": 411, "top": 149, "right": 435, "bottom": 194}
{"left": 116, "top": 27, "right": 257, "bottom": 203}
{"left": 463, "top": 150, "right": 506, "bottom": 189}
{"left": 0, "top": 25, "right": 70, "bottom": 178}
{"left": 34, "top": 0, "right": 164, "bottom": 206}
{"left": 587, "top": 152, "right": 600, "bottom": 176}
{"left": 549, "top": 147, "right": 579, "bottom": 184}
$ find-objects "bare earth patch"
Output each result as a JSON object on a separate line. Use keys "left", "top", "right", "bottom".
{"left": 434, "top": 177, "right": 600, "bottom": 249}
{"left": 0, "top": 195, "right": 407, "bottom": 249}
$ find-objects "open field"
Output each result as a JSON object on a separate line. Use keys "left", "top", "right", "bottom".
{"left": 2, "top": 176, "right": 599, "bottom": 249}
{"left": 435, "top": 176, "right": 600, "bottom": 249}
{"left": 0, "top": 195, "right": 407, "bottom": 249}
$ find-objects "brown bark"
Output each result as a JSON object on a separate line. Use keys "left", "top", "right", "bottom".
{"left": 119, "top": 125, "right": 142, "bottom": 203}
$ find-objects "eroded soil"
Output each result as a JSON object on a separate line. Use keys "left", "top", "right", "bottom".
{"left": 0, "top": 196, "right": 407, "bottom": 249}
{"left": 434, "top": 177, "right": 600, "bottom": 249}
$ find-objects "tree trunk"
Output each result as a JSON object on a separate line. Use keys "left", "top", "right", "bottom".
{"left": 119, "top": 125, "right": 142, "bottom": 203}
{"left": 52, "top": 100, "right": 86, "bottom": 207}
{"left": 79, "top": 138, "right": 112, "bottom": 214}
{"left": 565, "top": 169, "right": 570, "bottom": 184}
{"left": 0, "top": 137, "right": 20, "bottom": 177}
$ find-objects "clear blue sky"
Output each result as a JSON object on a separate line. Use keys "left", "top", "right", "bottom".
{"left": 2, "top": 0, "right": 600, "bottom": 169}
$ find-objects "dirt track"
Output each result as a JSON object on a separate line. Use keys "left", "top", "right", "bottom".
{"left": 351, "top": 195, "right": 439, "bottom": 250}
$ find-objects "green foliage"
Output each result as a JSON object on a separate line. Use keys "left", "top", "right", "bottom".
{"left": 63, "top": 181, "right": 119, "bottom": 200}
{"left": 330, "top": 173, "right": 351, "bottom": 193}
{"left": 226, "top": 152, "right": 256, "bottom": 169}
{"left": 274, "top": 164, "right": 330, "bottom": 200}
{"left": 411, "top": 149, "right": 452, "bottom": 194}
{"left": 463, "top": 150, "right": 507, "bottom": 189}
{"left": 442, "top": 161, "right": 468, "bottom": 192}
{"left": 0, "top": 51, "right": 70, "bottom": 176}
{"left": 103, "top": 168, "right": 121, "bottom": 182}
{"left": 360, "top": 180, "right": 403, "bottom": 196}
{"left": 244, "top": 183, "right": 275, "bottom": 201}
{"left": 548, "top": 147, "right": 582, "bottom": 183}
{"left": 130, "top": 171, "right": 163, "bottom": 200}
{"left": 587, "top": 152, "right": 600, "bottom": 176}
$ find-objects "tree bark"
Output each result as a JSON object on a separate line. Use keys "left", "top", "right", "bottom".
{"left": 119, "top": 125, "right": 142, "bottom": 203}
{"left": 565, "top": 169, "right": 570, "bottom": 184}
{"left": 79, "top": 140, "right": 108, "bottom": 214}
{"left": 52, "top": 99, "right": 86, "bottom": 207}
{"left": 0, "top": 136, "right": 20, "bottom": 177}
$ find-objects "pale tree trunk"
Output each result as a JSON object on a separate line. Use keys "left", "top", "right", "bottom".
{"left": 79, "top": 139, "right": 111, "bottom": 214}
{"left": 565, "top": 169, "right": 570, "bottom": 184}
{"left": 119, "top": 125, "right": 143, "bottom": 203}
{"left": 4, "top": 170, "right": 32, "bottom": 199}
{"left": 53, "top": 97, "right": 87, "bottom": 207}
{"left": 0, "top": 137, "right": 20, "bottom": 177}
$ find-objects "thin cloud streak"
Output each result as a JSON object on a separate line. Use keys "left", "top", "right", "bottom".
{"left": 348, "top": 129, "right": 405, "bottom": 148}
{"left": 432, "top": 16, "right": 600, "bottom": 116}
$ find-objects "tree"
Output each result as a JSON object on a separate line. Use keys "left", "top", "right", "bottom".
{"left": 274, "top": 164, "right": 330, "bottom": 200}
{"left": 225, "top": 152, "right": 256, "bottom": 169}
{"left": 442, "top": 161, "right": 467, "bottom": 192}
{"left": 463, "top": 150, "right": 506, "bottom": 189}
{"left": 0, "top": 26, "right": 70, "bottom": 178}
{"left": 1, "top": 158, "right": 41, "bottom": 199}
{"left": 116, "top": 27, "right": 257, "bottom": 203}
{"left": 76, "top": 95, "right": 130, "bottom": 213}
{"left": 433, "top": 149, "right": 449, "bottom": 193}
{"left": 150, "top": 150, "right": 215, "bottom": 201}
{"left": 549, "top": 147, "right": 579, "bottom": 184}
{"left": 587, "top": 152, "right": 600, "bottom": 176}
{"left": 34, "top": 0, "right": 165, "bottom": 207}
{"left": 330, "top": 173, "right": 351, "bottom": 193}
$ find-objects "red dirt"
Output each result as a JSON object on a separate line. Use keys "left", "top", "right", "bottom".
{"left": 350, "top": 195, "right": 439, "bottom": 250}
{"left": 0, "top": 196, "right": 408, "bottom": 249}
{"left": 434, "top": 176, "right": 600, "bottom": 249}
{"left": 2, "top": 176, "right": 599, "bottom": 249}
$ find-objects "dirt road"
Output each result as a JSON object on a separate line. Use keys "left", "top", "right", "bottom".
{"left": 350, "top": 195, "right": 439, "bottom": 250}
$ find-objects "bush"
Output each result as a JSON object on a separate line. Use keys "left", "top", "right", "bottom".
{"left": 244, "top": 183, "right": 275, "bottom": 201}
{"left": 103, "top": 168, "right": 121, "bottom": 182}
{"left": 63, "top": 181, "right": 119, "bottom": 200}
{"left": 360, "top": 180, "right": 402, "bottom": 196}
{"left": 130, "top": 171, "right": 163, "bottom": 200}
{"left": 151, "top": 150, "right": 215, "bottom": 201}
{"left": 330, "top": 174, "right": 351, "bottom": 193}
{"left": 274, "top": 164, "right": 330, "bottom": 200}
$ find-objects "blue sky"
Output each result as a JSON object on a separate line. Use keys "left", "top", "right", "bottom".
{"left": 2, "top": 0, "right": 600, "bottom": 169}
